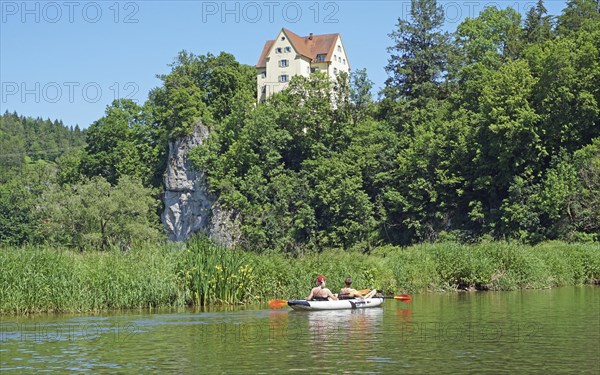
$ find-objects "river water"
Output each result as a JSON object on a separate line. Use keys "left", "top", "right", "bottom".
{"left": 1, "top": 286, "right": 598, "bottom": 374}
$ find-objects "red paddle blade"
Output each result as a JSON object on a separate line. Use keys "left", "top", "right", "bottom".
{"left": 394, "top": 294, "right": 412, "bottom": 302}
{"left": 268, "top": 299, "right": 288, "bottom": 309}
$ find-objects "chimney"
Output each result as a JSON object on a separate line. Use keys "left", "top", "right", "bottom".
{"left": 308, "top": 33, "right": 313, "bottom": 40}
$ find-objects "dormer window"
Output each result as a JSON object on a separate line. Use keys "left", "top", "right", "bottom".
{"left": 279, "top": 59, "right": 289, "bottom": 68}
{"left": 316, "top": 54, "right": 326, "bottom": 62}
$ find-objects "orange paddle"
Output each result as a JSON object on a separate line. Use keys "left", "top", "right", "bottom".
{"left": 394, "top": 294, "right": 412, "bottom": 302}
{"left": 268, "top": 299, "right": 289, "bottom": 309}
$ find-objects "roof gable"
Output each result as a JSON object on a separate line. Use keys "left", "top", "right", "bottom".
{"left": 256, "top": 28, "right": 342, "bottom": 68}
{"left": 256, "top": 40, "right": 275, "bottom": 68}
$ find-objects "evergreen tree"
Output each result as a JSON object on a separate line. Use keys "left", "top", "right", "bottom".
{"left": 524, "top": 0, "right": 553, "bottom": 44}
{"left": 383, "top": 0, "right": 449, "bottom": 103}
{"left": 557, "top": 0, "right": 600, "bottom": 34}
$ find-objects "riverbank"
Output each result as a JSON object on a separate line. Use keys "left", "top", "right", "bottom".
{"left": 1, "top": 239, "right": 599, "bottom": 314}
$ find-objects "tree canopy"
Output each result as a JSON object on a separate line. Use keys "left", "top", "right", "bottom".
{"left": 1, "top": 1, "right": 599, "bottom": 250}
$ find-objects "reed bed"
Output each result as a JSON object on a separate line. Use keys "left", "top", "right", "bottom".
{"left": 1, "top": 239, "right": 598, "bottom": 313}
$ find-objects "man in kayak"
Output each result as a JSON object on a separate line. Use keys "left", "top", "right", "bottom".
{"left": 338, "top": 277, "right": 363, "bottom": 299}
{"left": 306, "top": 275, "right": 338, "bottom": 301}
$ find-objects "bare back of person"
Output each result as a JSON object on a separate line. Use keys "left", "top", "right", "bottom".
{"left": 307, "top": 276, "right": 337, "bottom": 301}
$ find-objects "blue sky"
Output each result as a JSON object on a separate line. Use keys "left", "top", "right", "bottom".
{"left": 1, "top": 1, "right": 568, "bottom": 128}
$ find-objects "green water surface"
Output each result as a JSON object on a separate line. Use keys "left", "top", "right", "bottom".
{"left": 1, "top": 286, "right": 598, "bottom": 374}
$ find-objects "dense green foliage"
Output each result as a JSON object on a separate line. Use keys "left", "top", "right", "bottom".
{"left": 0, "top": 53, "right": 256, "bottom": 248}
{"left": 81, "top": 100, "right": 165, "bottom": 187}
{"left": 0, "top": 113, "right": 86, "bottom": 245}
{"left": 149, "top": 51, "right": 256, "bottom": 138}
{"left": 39, "top": 176, "right": 163, "bottom": 251}
{"left": 1, "top": 1, "right": 598, "bottom": 252}
{"left": 0, "top": 111, "right": 86, "bottom": 177}
{"left": 192, "top": 0, "right": 600, "bottom": 249}
{"left": 1, "top": 240, "right": 598, "bottom": 313}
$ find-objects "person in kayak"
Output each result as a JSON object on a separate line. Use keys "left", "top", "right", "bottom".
{"left": 306, "top": 275, "right": 338, "bottom": 301}
{"left": 338, "top": 277, "right": 363, "bottom": 299}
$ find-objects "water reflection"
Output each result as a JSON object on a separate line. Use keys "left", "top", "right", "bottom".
{"left": 302, "top": 308, "right": 384, "bottom": 343}
{"left": 1, "top": 287, "right": 598, "bottom": 374}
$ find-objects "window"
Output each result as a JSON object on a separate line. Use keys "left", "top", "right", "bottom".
{"left": 275, "top": 47, "right": 282, "bottom": 53}
{"left": 337, "top": 45, "right": 341, "bottom": 52}
{"left": 338, "top": 57, "right": 341, "bottom": 63}
{"left": 279, "top": 59, "right": 288, "bottom": 68}
{"left": 281, "top": 36, "right": 286, "bottom": 41}
{"left": 334, "top": 54, "right": 337, "bottom": 60}
{"left": 343, "top": 59, "right": 346, "bottom": 65}
{"left": 316, "top": 54, "right": 326, "bottom": 62}
{"left": 279, "top": 75, "right": 289, "bottom": 82}
{"left": 260, "top": 72, "right": 266, "bottom": 79}
{"left": 261, "top": 85, "right": 266, "bottom": 93}
{"left": 284, "top": 46, "right": 291, "bottom": 53}
{"left": 310, "top": 67, "right": 317, "bottom": 73}
{"left": 333, "top": 67, "right": 338, "bottom": 74}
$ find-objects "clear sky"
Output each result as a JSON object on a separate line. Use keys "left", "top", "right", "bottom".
{"left": 1, "top": 0, "right": 568, "bottom": 129}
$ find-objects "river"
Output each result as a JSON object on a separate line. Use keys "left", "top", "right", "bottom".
{"left": 1, "top": 286, "right": 598, "bottom": 374}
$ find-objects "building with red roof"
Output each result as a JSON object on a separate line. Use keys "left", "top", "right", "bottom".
{"left": 256, "top": 28, "right": 350, "bottom": 102}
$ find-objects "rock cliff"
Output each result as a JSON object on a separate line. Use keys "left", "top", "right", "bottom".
{"left": 161, "top": 123, "right": 239, "bottom": 246}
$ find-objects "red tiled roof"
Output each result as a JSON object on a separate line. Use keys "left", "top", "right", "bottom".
{"left": 256, "top": 28, "right": 341, "bottom": 68}
{"left": 256, "top": 40, "right": 275, "bottom": 68}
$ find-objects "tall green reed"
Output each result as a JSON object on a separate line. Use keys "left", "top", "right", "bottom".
{"left": 179, "top": 236, "right": 255, "bottom": 306}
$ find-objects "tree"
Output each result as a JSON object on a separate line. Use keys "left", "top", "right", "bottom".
{"left": 81, "top": 99, "right": 164, "bottom": 187}
{"left": 349, "top": 68, "right": 374, "bottom": 125}
{"left": 0, "top": 178, "right": 35, "bottom": 245}
{"left": 150, "top": 51, "right": 256, "bottom": 139}
{"left": 0, "top": 160, "right": 57, "bottom": 246}
{"left": 39, "top": 176, "right": 163, "bottom": 251}
{"left": 450, "top": 6, "right": 524, "bottom": 113}
{"left": 557, "top": 0, "right": 600, "bottom": 35}
{"left": 524, "top": 0, "right": 553, "bottom": 44}
{"left": 384, "top": 0, "right": 449, "bottom": 103}
{"left": 569, "top": 138, "right": 600, "bottom": 234}
{"left": 0, "top": 111, "right": 85, "bottom": 181}
{"left": 304, "top": 156, "right": 376, "bottom": 249}
{"left": 527, "top": 29, "right": 600, "bottom": 157}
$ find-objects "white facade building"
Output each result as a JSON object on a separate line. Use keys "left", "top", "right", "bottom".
{"left": 256, "top": 28, "right": 350, "bottom": 102}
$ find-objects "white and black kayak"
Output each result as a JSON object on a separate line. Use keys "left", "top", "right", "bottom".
{"left": 287, "top": 297, "right": 384, "bottom": 311}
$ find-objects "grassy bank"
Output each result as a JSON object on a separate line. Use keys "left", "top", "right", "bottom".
{"left": 1, "top": 239, "right": 599, "bottom": 314}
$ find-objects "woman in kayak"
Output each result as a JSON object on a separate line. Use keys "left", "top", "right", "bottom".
{"left": 306, "top": 275, "right": 338, "bottom": 301}
{"left": 338, "top": 277, "right": 363, "bottom": 299}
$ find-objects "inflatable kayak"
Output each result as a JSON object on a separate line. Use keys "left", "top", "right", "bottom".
{"left": 287, "top": 297, "right": 384, "bottom": 311}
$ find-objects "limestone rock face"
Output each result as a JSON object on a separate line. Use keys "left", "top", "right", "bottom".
{"left": 161, "top": 123, "right": 239, "bottom": 246}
